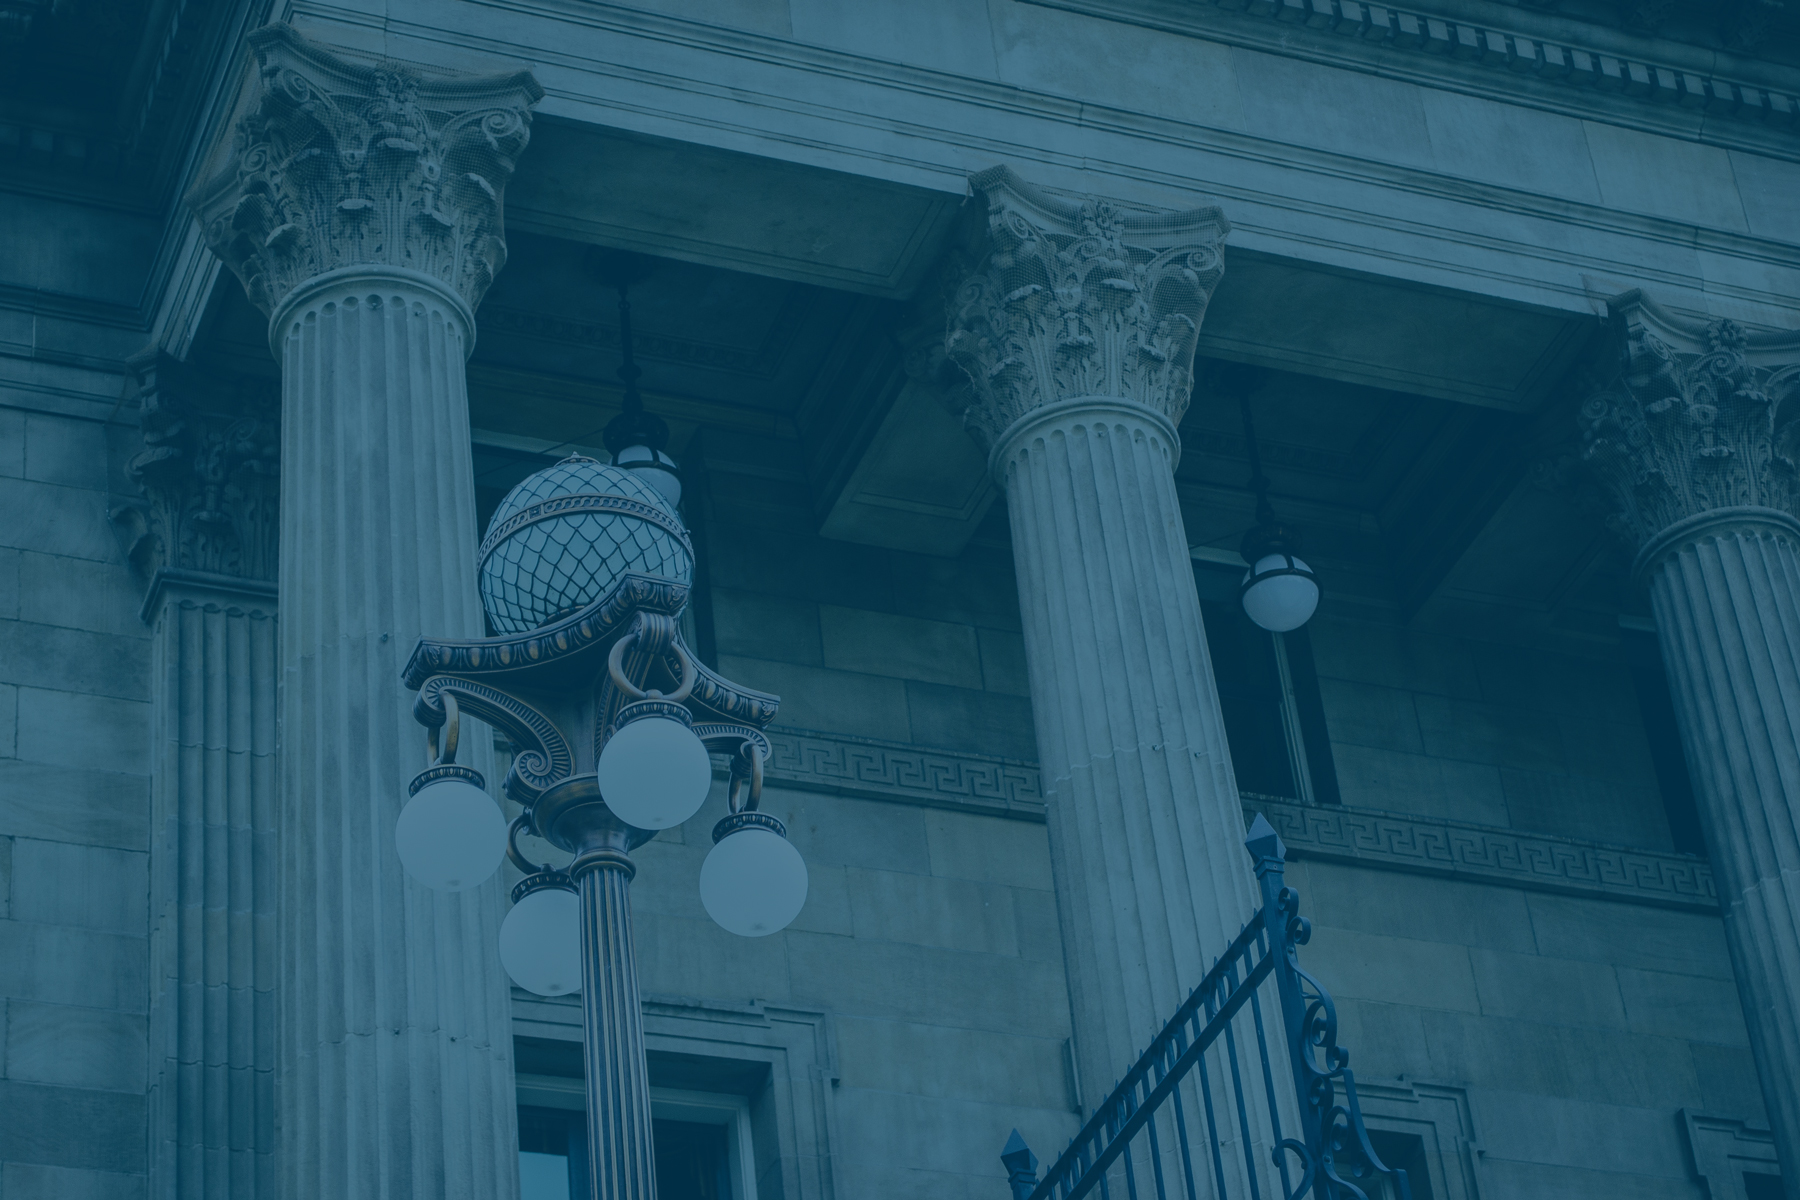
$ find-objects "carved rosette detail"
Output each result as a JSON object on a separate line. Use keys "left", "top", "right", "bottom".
{"left": 944, "top": 167, "right": 1228, "bottom": 451}
{"left": 187, "top": 23, "right": 543, "bottom": 316}
{"left": 1578, "top": 295, "right": 1800, "bottom": 550}
{"left": 113, "top": 354, "right": 280, "bottom": 582}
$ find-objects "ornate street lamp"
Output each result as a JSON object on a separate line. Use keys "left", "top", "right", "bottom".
{"left": 1235, "top": 383, "right": 1320, "bottom": 633}
{"left": 595, "top": 249, "right": 683, "bottom": 508}
{"left": 394, "top": 450, "right": 805, "bottom": 1197}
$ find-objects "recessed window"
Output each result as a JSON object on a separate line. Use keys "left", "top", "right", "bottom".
{"left": 518, "top": 1076, "right": 756, "bottom": 1200}
{"left": 1745, "top": 1172, "right": 1785, "bottom": 1200}
{"left": 1620, "top": 626, "right": 1706, "bottom": 856}
{"left": 1194, "top": 558, "right": 1339, "bottom": 805}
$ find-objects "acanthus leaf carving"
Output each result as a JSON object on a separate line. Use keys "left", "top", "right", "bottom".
{"left": 113, "top": 351, "right": 280, "bottom": 583}
{"left": 1578, "top": 291, "right": 1800, "bottom": 550}
{"left": 187, "top": 23, "right": 543, "bottom": 317}
{"left": 943, "top": 166, "right": 1228, "bottom": 451}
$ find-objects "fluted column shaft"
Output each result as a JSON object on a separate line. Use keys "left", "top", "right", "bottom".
{"left": 1644, "top": 510, "right": 1800, "bottom": 1187}
{"left": 576, "top": 854, "right": 657, "bottom": 1200}
{"left": 1000, "top": 400, "right": 1262, "bottom": 1106}
{"left": 273, "top": 268, "right": 517, "bottom": 1200}
{"left": 943, "top": 168, "right": 1280, "bottom": 1191}
{"left": 146, "top": 575, "right": 279, "bottom": 1200}
{"left": 1577, "top": 296, "right": 1800, "bottom": 1191}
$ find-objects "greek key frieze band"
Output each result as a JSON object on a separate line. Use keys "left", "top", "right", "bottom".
{"left": 760, "top": 728, "right": 1718, "bottom": 912}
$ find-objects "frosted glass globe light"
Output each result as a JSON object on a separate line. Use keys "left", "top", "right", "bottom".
{"left": 701, "top": 824, "right": 808, "bottom": 938}
{"left": 614, "top": 443, "right": 682, "bottom": 508}
{"left": 499, "top": 879, "right": 582, "bottom": 997}
{"left": 1241, "top": 553, "right": 1319, "bottom": 633}
{"left": 395, "top": 772, "right": 507, "bottom": 892}
{"left": 596, "top": 703, "right": 713, "bottom": 830}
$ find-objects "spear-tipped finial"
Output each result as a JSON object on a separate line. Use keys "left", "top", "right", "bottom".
{"left": 1244, "top": 812, "right": 1287, "bottom": 865}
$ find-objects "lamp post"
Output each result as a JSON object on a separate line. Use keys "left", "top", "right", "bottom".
{"left": 393, "top": 453, "right": 806, "bottom": 1200}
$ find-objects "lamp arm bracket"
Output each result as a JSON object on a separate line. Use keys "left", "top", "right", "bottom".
{"left": 415, "top": 675, "right": 573, "bottom": 803}
{"left": 692, "top": 723, "right": 771, "bottom": 814}
{"left": 506, "top": 813, "right": 553, "bottom": 876}
{"left": 606, "top": 617, "right": 696, "bottom": 704}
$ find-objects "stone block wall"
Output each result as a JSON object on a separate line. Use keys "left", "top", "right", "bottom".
{"left": 1309, "top": 611, "right": 1677, "bottom": 849}
{"left": 1295, "top": 856, "right": 1752, "bottom": 1198}
{"left": 702, "top": 443, "right": 1038, "bottom": 763}
{"left": 563, "top": 444, "right": 1079, "bottom": 1195}
{"left": 0, "top": 391, "right": 154, "bottom": 1198}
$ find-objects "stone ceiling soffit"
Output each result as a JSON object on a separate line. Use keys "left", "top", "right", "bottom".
{"left": 479, "top": 288, "right": 813, "bottom": 382}
{"left": 1199, "top": 250, "right": 1598, "bottom": 412}
{"left": 817, "top": 377, "right": 1000, "bottom": 558}
{"left": 1377, "top": 405, "right": 1536, "bottom": 618}
{"left": 505, "top": 118, "right": 963, "bottom": 301}
{"left": 1020, "top": 0, "right": 1800, "bottom": 161}
{"left": 0, "top": 0, "right": 250, "bottom": 210}
{"left": 465, "top": 362, "right": 797, "bottom": 443}
{"left": 793, "top": 297, "right": 910, "bottom": 502}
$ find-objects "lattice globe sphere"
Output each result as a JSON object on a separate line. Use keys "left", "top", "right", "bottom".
{"left": 479, "top": 455, "right": 693, "bottom": 634}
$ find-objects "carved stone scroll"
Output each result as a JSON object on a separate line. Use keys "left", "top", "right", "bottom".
{"left": 1578, "top": 290, "right": 1800, "bottom": 1189}
{"left": 187, "top": 22, "right": 543, "bottom": 319}
{"left": 946, "top": 165, "right": 1227, "bottom": 456}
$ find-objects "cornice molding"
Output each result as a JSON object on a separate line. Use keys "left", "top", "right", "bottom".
{"left": 764, "top": 726, "right": 1718, "bottom": 911}
{"left": 1023, "top": 0, "right": 1800, "bottom": 159}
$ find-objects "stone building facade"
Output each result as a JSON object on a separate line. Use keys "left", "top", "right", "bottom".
{"left": 1, "top": 1, "right": 1797, "bottom": 1198}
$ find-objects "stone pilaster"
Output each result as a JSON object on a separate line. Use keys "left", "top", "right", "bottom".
{"left": 188, "top": 24, "right": 541, "bottom": 1200}
{"left": 944, "top": 168, "right": 1281, "bottom": 1181}
{"left": 1579, "top": 291, "right": 1800, "bottom": 1191}
{"left": 115, "top": 353, "right": 281, "bottom": 1199}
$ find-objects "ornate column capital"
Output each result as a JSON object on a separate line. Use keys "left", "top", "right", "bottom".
{"left": 942, "top": 167, "right": 1228, "bottom": 461}
{"left": 112, "top": 351, "right": 280, "bottom": 599}
{"left": 1579, "top": 290, "right": 1800, "bottom": 571}
{"left": 186, "top": 23, "right": 543, "bottom": 320}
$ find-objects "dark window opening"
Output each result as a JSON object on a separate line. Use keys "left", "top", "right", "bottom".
{"left": 519, "top": 1106, "right": 734, "bottom": 1200}
{"left": 1339, "top": 1129, "right": 1432, "bottom": 1200}
{"left": 1195, "top": 562, "right": 1340, "bottom": 805}
{"left": 1745, "top": 1172, "right": 1785, "bottom": 1200}
{"left": 1621, "top": 629, "right": 1707, "bottom": 857}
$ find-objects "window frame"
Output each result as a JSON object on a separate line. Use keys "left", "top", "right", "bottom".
{"left": 516, "top": 1073, "right": 760, "bottom": 1200}
{"left": 1190, "top": 545, "right": 1339, "bottom": 806}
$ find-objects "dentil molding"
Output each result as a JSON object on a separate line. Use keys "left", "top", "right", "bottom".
{"left": 187, "top": 22, "right": 543, "bottom": 318}
{"left": 1578, "top": 290, "right": 1800, "bottom": 557}
{"left": 1024, "top": 0, "right": 1800, "bottom": 158}
{"left": 943, "top": 166, "right": 1229, "bottom": 453}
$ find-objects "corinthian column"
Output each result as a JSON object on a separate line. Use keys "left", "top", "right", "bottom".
{"left": 116, "top": 353, "right": 281, "bottom": 1199}
{"left": 943, "top": 168, "right": 1279, "bottom": 1177}
{"left": 1580, "top": 292, "right": 1800, "bottom": 1191}
{"left": 188, "top": 25, "right": 542, "bottom": 1199}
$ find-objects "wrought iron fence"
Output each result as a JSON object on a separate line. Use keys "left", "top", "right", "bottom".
{"left": 1002, "top": 814, "right": 1411, "bottom": 1200}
